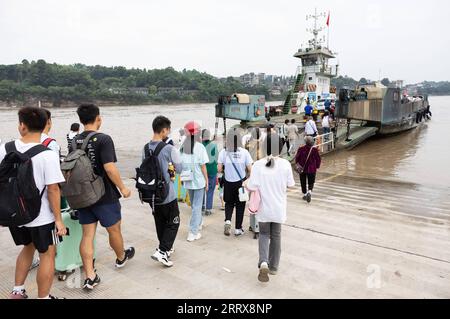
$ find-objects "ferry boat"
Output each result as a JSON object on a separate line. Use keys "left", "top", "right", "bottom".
{"left": 269, "top": 9, "right": 338, "bottom": 118}
{"left": 337, "top": 83, "right": 431, "bottom": 136}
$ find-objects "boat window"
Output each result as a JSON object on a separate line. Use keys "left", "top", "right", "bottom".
{"left": 393, "top": 92, "right": 399, "bottom": 102}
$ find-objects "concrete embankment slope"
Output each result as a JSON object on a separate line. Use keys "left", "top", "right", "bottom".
{"left": 0, "top": 174, "right": 449, "bottom": 299}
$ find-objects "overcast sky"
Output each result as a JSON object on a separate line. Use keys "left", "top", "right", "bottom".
{"left": 1, "top": 0, "right": 449, "bottom": 83}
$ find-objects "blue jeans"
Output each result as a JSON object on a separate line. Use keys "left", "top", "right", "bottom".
{"left": 188, "top": 189, "right": 205, "bottom": 235}
{"left": 205, "top": 174, "right": 216, "bottom": 210}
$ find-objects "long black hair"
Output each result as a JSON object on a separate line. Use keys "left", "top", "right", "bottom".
{"left": 225, "top": 128, "right": 243, "bottom": 152}
{"left": 181, "top": 134, "right": 201, "bottom": 155}
{"left": 262, "top": 132, "right": 283, "bottom": 168}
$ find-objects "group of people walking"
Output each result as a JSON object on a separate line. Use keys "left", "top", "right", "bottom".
{"left": 0, "top": 103, "right": 323, "bottom": 299}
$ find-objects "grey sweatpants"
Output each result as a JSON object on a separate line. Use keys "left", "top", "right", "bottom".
{"left": 258, "top": 222, "right": 282, "bottom": 271}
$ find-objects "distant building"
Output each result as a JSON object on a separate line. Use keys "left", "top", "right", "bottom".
{"left": 157, "top": 87, "right": 199, "bottom": 96}
{"left": 109, "top": 87, "right": 149, "bottom": 95}
{"left": 270, "top": 88, "right": 282, "bottom": 96}
{"left": 129, "top": 87, "right": 149, "bottom": 95}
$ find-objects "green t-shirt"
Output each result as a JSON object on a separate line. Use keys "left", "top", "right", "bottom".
{"left": 203, "top": 141, "right": 218, "bottom": 176}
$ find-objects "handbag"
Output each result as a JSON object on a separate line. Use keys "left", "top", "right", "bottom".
{"left": 180, "top": 169, "right": 193, "bottom": 182}
{"left": 248, "top": 189, "right": 261, "bottom": 214}
{"left": 226, "top": 152, "right": 249, "bottom": 202}
{"left": 296, "top": 147, "right": 313, "bottom": 174}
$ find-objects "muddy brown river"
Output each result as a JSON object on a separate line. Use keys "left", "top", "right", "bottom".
{"left": 0, "top": 97, "right": 449, "bottom": 189}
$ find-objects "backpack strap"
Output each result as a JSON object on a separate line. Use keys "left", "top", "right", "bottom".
{"left": 24, "top": 144, "right": 49, "bottom": 158}
{"left": 24, "top": 144, "right": 50, "bottom": 198}
{"left": 81, "top": 132, "right": 100, "bottom": 151}
{"left": 144, "top": 143, "right": 151, "bottom": 159}
{"left": 5, "top": 141, "right": 17, "bottom": 154}
{"left": 42, "top": 137, "right": 56, "bottom": 148}
{"left": 154, "top": 142, "right": 168, "bottom": 157}
{"left": 145, "top": 141, "right": 167, "bottom": 159}
{"left": 70, "top": 134, "right": 78, "bottom": 152}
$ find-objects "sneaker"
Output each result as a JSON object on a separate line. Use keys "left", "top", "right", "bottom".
{"left": 10, "top": 289, "right": 28, "bottom": 299}
{"left": 269, "top": 269, "right": 278, "bottom": 275}
{"left": 115, "top": 247, "right": 136, "bottom": 268}
{"left": 83, "top": 274, "right": 101, "bottom": 290}
{"left": 220, "top": 207, "right": 225, "bottom": 211}
{"left": 258, "top": 262, "right": 270, "bottom": 283}
{"left": 151, "top": 250, "right": 174, "bottom": 267}
{"left": 30, "top": 256, "right": 40, "bottom": 270}
{"left": 48, "top": 295, "right": 66, "bottom": 299}
{"left": 306, "top": 193, "right": 312, "bottom": 203}
{"left": 187, "top": 232, "right": 202, "bottom": 242}
{"left": 234, "top": 229, "right": 245, "bottom": 237}
{"left": 167, "top": 247, "right": 175, "bottom": 258}
{"left": 205, "top": 210, "right": 212, "bottom": 216}
{"left": 302, "top": 194, "right": 307, "bottom": 201}
{"left": 224, "top": 221, "right": 232, "bottom": 236}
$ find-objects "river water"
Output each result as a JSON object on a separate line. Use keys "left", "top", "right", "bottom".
{"left": 0, "top": 97, "right": 449, "bottom": 188}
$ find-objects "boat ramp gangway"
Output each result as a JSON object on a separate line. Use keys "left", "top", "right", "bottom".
{"left": 314, "top": 131, "right": 335, "bottom": 154}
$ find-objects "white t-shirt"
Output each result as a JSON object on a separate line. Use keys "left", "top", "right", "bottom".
{"left": 218, "top": 148, "right": 253, "bottom": 182}
{"left": 305, "top": 120, "right": 318, "bottom": 136}
{"left": 0, "top": 140, "right": 65, "bottom": 227}
{"left": 180, "top": 142, "right": 209, "bottom": 190}
{"left": 247, "top": 158, "right": 295, "bottom": 223}
{"left": 40, "top": 133, "right": 61, "bottom": 155}
{"left": 322, "top": 116, "right": 330, "bottom": 128}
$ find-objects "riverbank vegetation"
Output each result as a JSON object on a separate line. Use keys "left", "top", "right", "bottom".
{"left": 1, "top": 60, "right": 448, "bottom": 107}
{"left": 0, "top": 60, "right": 273, "bottom": 106}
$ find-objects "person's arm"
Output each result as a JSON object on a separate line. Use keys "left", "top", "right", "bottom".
{"left": 44, "top": 152, "right": 66, "bottom": 235}
{"left": 246, "top": 164, "right": 252, "bottom": 178}
{"left": 245, "top": 166, "right": 259, "bottom": 191}
{"left": 104, "top": 162, "right": 131, "bottom": 198}
{"left": 316, "top": 149, "right": 322, "bottom": 169}
{"left": 287, "top": 166, "right": 296, "bottom": 189}
{"left": 47, "top": 183, "right": 66, "bottom": 236}
{"left": 201, "top": 164, "right": 208, "bottom": 192}
{"left": 245, "top": 150, "right": 253, "bottom": 178}
{"left": 217, "top": 150, "right": 224, "bottom": 174}
{"left": 100, "top": 136, "right": 130, "bottom": 198}
{"left": 170, "top": 147, "right": 183, "bottom": 173}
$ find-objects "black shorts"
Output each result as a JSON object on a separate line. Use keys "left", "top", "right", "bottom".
{"left": 9, "top": 222, "right": 56, "bottom": 254}
{"left": 223, "top": 180, "right": 243, "bottom": 203}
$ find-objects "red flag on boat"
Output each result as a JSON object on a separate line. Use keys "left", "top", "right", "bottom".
{"left": 326, "top": 12, "right": 330, "bottom": 27}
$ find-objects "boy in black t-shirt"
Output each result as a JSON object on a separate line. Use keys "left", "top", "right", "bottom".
{"left": 72, "top": 104, "right": 135, "bottom": 291}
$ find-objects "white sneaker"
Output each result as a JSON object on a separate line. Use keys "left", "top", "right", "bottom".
{"left": 151, "top": 249, "right": 173, "bottom": 267}
{"left": 167, "top": 247, "right": 175, "bottom": 258}
{"left": 234, "top": 228, "right": 245, "bottom": 237}
{"left": 30, "top": 256, "right": 40, "bottom": 270}
{"left": 224, "top": 220, "right": 232, "bottom": 236}
{"left": 187, "top": 233, "right": 196, "bottom": 242}
{"left": 258, "top": 262, "right": 270, "bottom": 282}
{"left": 187, "top": 232, "right": 202, "bottom": 242}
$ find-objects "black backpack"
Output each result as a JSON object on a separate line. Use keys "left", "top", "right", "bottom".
{"left": 0, "top": 142, "right": 49, "bottom": 227}
{"left": 135, "top": 142, "right": 169, "bottom": 208}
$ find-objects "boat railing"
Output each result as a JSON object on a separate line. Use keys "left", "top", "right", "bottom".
{"left": 314, "top": 131, "right": 335, "bottom": 154}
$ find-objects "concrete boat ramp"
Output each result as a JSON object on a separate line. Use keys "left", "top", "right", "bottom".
{"left": 1, "top": 173, "right": 449, "bottom": 299}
